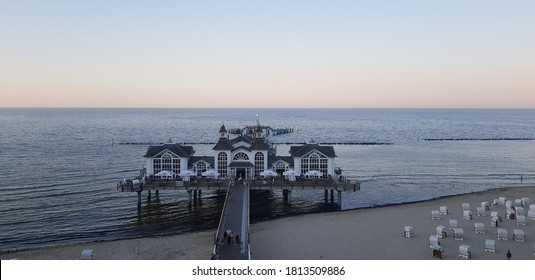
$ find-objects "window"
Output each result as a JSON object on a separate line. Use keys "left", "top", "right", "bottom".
{"left": 196, "top": 162, "right": 207, "bottom": 176}
{"left": 301, "top": 152, "right": 328, "bottom": 175}
{"left": 233, "top": 152, "right": 249, "bottom": 161}
{"left": 254, "top": 152, "right": 264, "bottom": 176}
{"left": 218, "top": 152, "right": 228, "bottom": 178}
{"left": 153, "top": 153, "right": 180, "bottom": 175}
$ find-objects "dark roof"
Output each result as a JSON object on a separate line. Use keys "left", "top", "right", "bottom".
{"left": 269, "top": 156, "right": 293, "bottom": 166}
{"left": 212, "top": 138, "right": 233, "bottom": 150}
{"left": 228, "top": 161, "right": 255, "bottom": 168}
{"left": 190, "top": 156, "right": 214, "bottom": 166}
{"left": 250, "top": 138, "right": 270, "bottom": 150}
{"left": 144, "top": 143, "right": 195, "bottom": 158}
{"left": 289, "top": 143, "right": 337, "bottom": 158}
{"left": 219, "top": 125, "right": 227, "bottom": 133}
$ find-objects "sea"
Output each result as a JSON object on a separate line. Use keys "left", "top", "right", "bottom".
{"left": 1, "top": 108, "right": 534, "bottom": 252}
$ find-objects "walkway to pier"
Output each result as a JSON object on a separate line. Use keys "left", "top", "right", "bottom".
{"left": 213, "top": 180, "right": 250, "bottom": 260}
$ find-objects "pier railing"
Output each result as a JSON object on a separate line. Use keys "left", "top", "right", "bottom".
{"left": 213, "top": 180, "right": 234, "bottom": 257}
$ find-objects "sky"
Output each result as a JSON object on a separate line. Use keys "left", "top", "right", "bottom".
{"left": 1, "top": 0, "right": 534, "bottom": 108}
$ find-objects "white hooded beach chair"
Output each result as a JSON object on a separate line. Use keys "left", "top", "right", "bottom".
{"left": 429, "top": 235, "right": 441, "bottom": 248}
{"left": 436, "top": 225, "right": 447, "bottom": 238}
{"left": 531, "top": 204, "right": 535, "bottom": 212}
{"left": 481, "top": 201, "right": 490, "bottom": 211}
{"left": 463, "top": 210, "right": 472, "bottom": 220}
{"left": 515, "top": 199, "right": 523, "bottom": 207}
{"left": 521, "top": 197, "right": 530, "bottom": 207}
{"left": 517, "top": 215, "right": 526, "bottom": 226}
{"left": 497, "top": 228, "right": 508, "bottom": 241}
{"left": 506, "top": 209, "right": 516, "bottom": 220}
{"left": 491, "top": 211, "right": 502, "bottom": 222}
{"left": 449, "top": 219, "right": 458, "bottom": 229}
{"left": 81, "top": 249, "right": 93, "bottom": 260}
{"left": 491, "top": 216, "right": 500, "bottom": 227}
{"left": 440, "top": 206, "right": 448, "bottom": 215}
{"left": 477, "top": 207, "right": 486, "bottom": 217}
{"left": 458, "top": 244, "right": 471, "bottom": 259}
{"left": 432, "top": 245, "right": 445, "bottom": 259}
{"left": 513, "top": 229, "right": 524, "bottom": 242}
{"left": 462, "top": 203, "right": 470, "bottom": 211}
{"left": 492, "top": 198, "right": 499, "bottom": 206}
{"left": 484, "top": 239, "right": 496, "bottom": 253}
{"left": 515, "top": 207, "right": 525, "bottom": 216}
{"left": 431, "top": 210, "right": 441, "bottom": 220}
{"left": 528, "top": 210, "right": 535, "bottom": 221}
{"left": 404, "top": 226, "right": 414, "bottom": 238}
{"left": 474, "top": 222, "right": 485, "bottom": 234}
{"left": 498, "top": 197, "right": 506, "bottom": 205}
{"left": 453, "top": 228, "right": 464, "bottom": 241}
{"left": 506, "top": 201, "right": 514, "bottom": 210}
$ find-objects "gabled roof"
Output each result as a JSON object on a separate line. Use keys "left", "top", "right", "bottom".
{"left": 144, "top": 143, "right": 195, "bottom": 158}
{"left": 269, "top": 156, "right": 293, "bottom": 166}
{"left": 289, "top": 143, "right": 337, "bottom": 158}
{"left": 250, "top": 137, "right": 271, "bottom": 150}
{"left": 190, "top": 156, "right": 214, "bottom": 166}
{"left": 212, "top": 138, "right": 233, "bottom": 150}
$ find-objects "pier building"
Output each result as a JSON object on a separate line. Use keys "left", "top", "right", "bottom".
{"left": 117, "top": 118, "right": 359, "bottom": 260}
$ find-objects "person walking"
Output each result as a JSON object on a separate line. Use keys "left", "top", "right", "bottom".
{"left": 506, "top": 250, "right": 512, "bottom": 260}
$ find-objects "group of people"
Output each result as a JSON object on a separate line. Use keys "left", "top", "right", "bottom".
{"left": 223, "top": 229, "right": 241, "bottom": 248}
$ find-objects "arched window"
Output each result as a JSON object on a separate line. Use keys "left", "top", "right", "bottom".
{"left": 162, "top": 154, "right": 172, "bottom": 171}
{"left": 254, "top": 152, "right": 264, "bottom": 176}
{"left": 233, "top": 152, "right": 249, "bottom": 161}
{"left": 218, "top": 152, "right": 228, "bottom": 178}
{"left": 153, "top": 154, "right": 180, "bottom": 175}
{"left": 275, "top": 161, "right": 286, "bottom": 171}
{"left": 301, "top": 152, "right": 328, "bottom": 176}
{"left": 196, "top": 162, "right": 207, "bottom": 177}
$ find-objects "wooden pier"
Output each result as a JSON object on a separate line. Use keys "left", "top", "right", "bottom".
{"left": 117, "top": 176, "right": 359, "bottom": 260}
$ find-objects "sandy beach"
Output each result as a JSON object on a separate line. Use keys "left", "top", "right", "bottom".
{"left": 2, "top": 186, "right": 534, "bottom": 260}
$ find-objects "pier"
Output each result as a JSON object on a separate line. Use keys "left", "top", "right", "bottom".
{"left": 117, "top": 176, "right": 359, "bottom": 259}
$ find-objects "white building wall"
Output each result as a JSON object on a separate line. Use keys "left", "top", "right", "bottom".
{"left": 146, "top": 158, "right": 154, "bottom": 175}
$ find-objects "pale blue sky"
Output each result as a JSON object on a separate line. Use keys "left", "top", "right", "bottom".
{"left": 1, "top": 0, "right": 534, "bottom": 108}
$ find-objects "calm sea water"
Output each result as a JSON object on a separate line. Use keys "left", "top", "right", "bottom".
{"left": 1, "top": 108, "right": 534, "bottom": 252}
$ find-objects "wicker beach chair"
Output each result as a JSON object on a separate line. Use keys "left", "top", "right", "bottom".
{"left": 515, "top": 207, "right": 524, "bottom": 216}
{"left": 491, "top": 216, "right": 500, "bottom": 227}
{"left": 517, "top": 215, "right": 526, "bottom": 226}
{"left": 436, "top": 225, "right": 447, "bottom": 238}
{"left": 449, "top": 219, "right": 458, "bottom": 229}
{"left": 431, "top": 210, "right": 440, "bottom": 220}
{"left": 513, "top": 229, "right": 524, "bottom": 242}
{"left": 453, "top": 228, "right": 464, "bottom": 241}
{"left": 458, "top": 244, "right": 471, "bottom": 259}
{"left": 481, "top": 201, "right": 490, "bottom": 211}
{"left": 462, "top": 203, "right": 470, "bottom": 211}
{"left": 81, "top": 249, "right": 93, "bottom": 260}
{"left": 484, "top": 239, "right": 496, "bottom": 253}
{"left": 498, "top": 197, "right": 506, "bottom": 205}
{"left": 474, "top": 222, "right": 485, "bottom": 234}
{"left": 463, "top": 210, "right": 472, "bottom": 220}
{"left": 429, "top": 235, "right": 440, "bottom": 248}
{"left": 529, "top": 210, "right": 535, "bottom": 221}
{"left": 440, "top": 206, "right": 448, "bottom": 215}
{"left": 521, "top": 197, "right": 530, "bottom": 207}
{"left": 506, "top": 209, "right": 516, "bottom": 220}
{"left": 477, "top": 207, "right": 486, "bottom": 217}
{"left": 497, "top": 228, "right": 508, "bottom": 241}
{"left": 404, "top": 226, "right": 414, "bottom": 238}
{"left": 514, "top": 199, "right": 523, "bottom": 207}
{"left": 491, "top": 211, "right": 502, "bottom": 222}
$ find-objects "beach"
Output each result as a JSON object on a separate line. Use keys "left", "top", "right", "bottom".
{"left": 2, "top": 186, "right": 534, "bottom": 260}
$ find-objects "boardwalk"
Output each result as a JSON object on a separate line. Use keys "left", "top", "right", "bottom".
{"left": 214, "top": 180, "right": 250, "bottom": 260}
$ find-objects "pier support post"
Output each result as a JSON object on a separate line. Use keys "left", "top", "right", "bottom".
{"left": 147, "top": 190, "right": 151, "bottom": 200}
{"left": 194, "top": 190, "right": 198, "bottom": 201}
{"left": 330, "top": 189, "right": 334, "bottom": 203}
{"left": 324, "top": 189, "right": 328, "bottom": 202}
{"left": 337, "top": 191, "right": 342, "bottom": 209}
{"left": 155, "top": 190, "right": 159, "bottom": 196}
{"left": 282, "top": 189, "right": 288, "bottom": 202}
{"left": 287, "top": 190, "right": 292, "bottom": 205}
{"left": 137, "top": 191, "right": 142, "bottom": 209}
{"left": 187, "top": 190, "right": 193, "bottom": 203}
